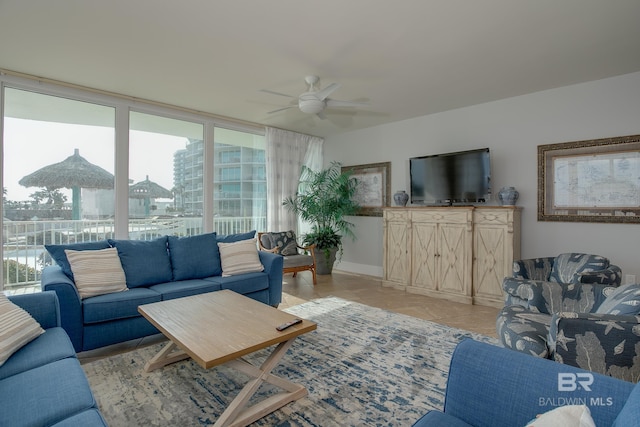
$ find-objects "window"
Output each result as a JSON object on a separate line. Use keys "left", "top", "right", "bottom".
{"left": 2, "top": 87, "right": 115, "bottom": 290}
{"left": 1, "top": 76, "right": 267, "bottom": 292}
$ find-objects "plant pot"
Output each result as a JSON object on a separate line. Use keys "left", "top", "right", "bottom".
{"left": 314, "top": 246, "right": 338, "bottom": 275}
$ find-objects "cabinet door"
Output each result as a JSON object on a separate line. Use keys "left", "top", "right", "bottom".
{"left": 438, "top": 223, "right": 471, "bottom": 295}
{"left": 383, "top": 210, "right": 410, "bottom": 287}
{"left": 411, "top": 221, "right": 438, "bottom": 290}
{"left": 473, "top": 224, "right": 507, "bottom": 302}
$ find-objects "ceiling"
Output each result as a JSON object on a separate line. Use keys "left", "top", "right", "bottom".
{"left": 1, "top": 0, "right": 640, "bottom": 138}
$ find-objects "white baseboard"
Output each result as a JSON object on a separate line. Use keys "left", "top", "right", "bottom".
{"left": 333, "top": 261, "right": 383, "bottom": 278}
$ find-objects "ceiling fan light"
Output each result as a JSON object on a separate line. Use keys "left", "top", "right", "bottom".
{"left": 298, "top": 98, "right": 325, "bottom": 114}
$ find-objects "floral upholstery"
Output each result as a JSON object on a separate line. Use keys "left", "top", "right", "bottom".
{"left": 258, "top": 231, "right": 317, "bottom": 285}
{"left": 496, "top": 253, "right": 639, "bottom": 380}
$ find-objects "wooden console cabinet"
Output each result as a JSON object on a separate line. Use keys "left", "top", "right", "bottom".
{"left": 382, "top": 206, "right": 521, "bottom": 307}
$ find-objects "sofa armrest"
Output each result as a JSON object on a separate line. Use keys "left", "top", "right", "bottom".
{"left": 549, "top": 312, "right": 640, "bottom": 381}
{"left": 7, "top": 291, "right": 60, "bottom": 329}
{"left": 435, "top": 339, "right": 633, "bottom": 427}
{"left": 502, "top": 278, "right": 564, "bottom": 314}
{"left": 258, "top": 250, "right": 284, "bottom": 306}
{"left": 41, "top": 265, "right": 84, "bottom": 352}
{"left": 578, "top": 264, "right": 622, "bottom": 286}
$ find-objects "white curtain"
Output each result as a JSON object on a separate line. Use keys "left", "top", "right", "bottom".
{"left": 265, "top": 127, "right": 324, "bottom": 232}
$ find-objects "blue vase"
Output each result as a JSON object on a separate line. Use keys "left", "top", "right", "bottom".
{"left": 498, "top": 187, "right": 519, "bottom": 206}
{"left": 394, "top": 190, "right": 409, "bottom": 206}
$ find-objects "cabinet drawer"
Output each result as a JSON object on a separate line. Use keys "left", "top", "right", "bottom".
{"left": 411, "top": 209, "right": 471, "bottom": 224}
{"left": 384, "top": 209, "right": 409, "bottom": 222}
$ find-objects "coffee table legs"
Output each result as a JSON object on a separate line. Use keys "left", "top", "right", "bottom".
{"left": 144, "top": 338, "right": 307, "bottom": 427}
{"left": 214, "top": 338, "right": 307, "bottom": 427}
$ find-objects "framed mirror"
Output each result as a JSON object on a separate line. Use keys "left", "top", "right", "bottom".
{"left": 538, "top": 134, "right": 640, "bottom": 223}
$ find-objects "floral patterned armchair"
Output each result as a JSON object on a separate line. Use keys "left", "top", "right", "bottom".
{"left": 496, "top": 253, "right": 640, "bottom": 381}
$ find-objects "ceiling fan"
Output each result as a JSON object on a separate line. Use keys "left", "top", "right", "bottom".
{"left": 262, "top": 75, "right": 368, "bottom": 119}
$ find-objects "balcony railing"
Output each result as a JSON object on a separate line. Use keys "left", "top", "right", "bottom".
{"left": 2, "top": 216, "right": 266, "bottom": 292}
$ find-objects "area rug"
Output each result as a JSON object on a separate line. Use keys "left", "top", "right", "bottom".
{"left": 82, "top": 297, "right": 498, "bottom": 426}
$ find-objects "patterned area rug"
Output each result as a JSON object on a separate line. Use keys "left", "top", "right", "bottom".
{"left": 82, "top": 297, "right": 497, "bottom": 426}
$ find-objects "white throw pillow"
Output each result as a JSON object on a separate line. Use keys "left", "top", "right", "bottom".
{"left": 65, "top": 247, "right": 128, "bottom": 299}
{"left": 0, "top": 292, "right": 45, "bottom": 366}
{"left": 524, "top": 405, "right": 596, "bottom": 427}
{"left": 218, "top": 238, "right": 264, "bottom": 277}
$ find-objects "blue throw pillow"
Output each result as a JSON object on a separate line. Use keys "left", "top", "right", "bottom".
{"left": 108, "top": 237, "right": 172, "bottom": 288}
{"left": 216, "top": 230, "right": 256, "bottom": 243}
{"left": 596, "top": 284, "right": 640, "bottom": 315}
{"left": 167, "top": 233, "right": 222, "bottom": 280}
{"left": 45, "top": 240, "right": 111, "bottom": 280}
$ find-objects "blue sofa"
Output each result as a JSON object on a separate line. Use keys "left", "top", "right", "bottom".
{"left": 412, "top": 339, "right": 639, "bottom": 427}
{"left": 41, "top": 232, "right": 283, "bottom": 352}
{"left": 0, "top": 292, "right": 107, "bottom": 426}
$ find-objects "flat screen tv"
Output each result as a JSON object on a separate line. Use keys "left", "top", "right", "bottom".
{"left": 410, "top": 148, "right": 491, "bottom": 205}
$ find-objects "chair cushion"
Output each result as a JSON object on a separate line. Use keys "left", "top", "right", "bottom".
{"left": 108, "top": 237, "right": 173, "bottom": 287}
{"left": 217, "top": 238, "right": 264, "bottom": 276}
{"left": 496, "top": 305, "right": 551, "bottom": 358}
{"left": 596, "top": 284, "right": 640, "bottom": 315}
{"left": 283, "top": 254, "right": 314, "bottom": 268}
{"left": 266, "top": 231, "right": 298, "bottom": 256}
{"left": 549, "top": 253, "right": 609, "bottom": 284}
{"left": 167, "top": 232, "right": 222, "bottom": 280}
{"left": 45, "top": 240, "right": 111, "bottom": 280}
{"left": 65, "top": 247, "right": 128, "bottom": 299}
{"left": 82, "top": 287, "right": 161, "bottom": 324}
{"left": 0, "top": 293, "right": 45, "bottom": 367}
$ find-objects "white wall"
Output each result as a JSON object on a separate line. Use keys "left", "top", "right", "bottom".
{"left": 325, "top": 71, "right": 640, "bottom": 280}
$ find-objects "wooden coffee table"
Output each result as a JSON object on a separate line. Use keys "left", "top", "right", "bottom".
{"left": 138, "top": 290, "right": 317, "bottom": 427}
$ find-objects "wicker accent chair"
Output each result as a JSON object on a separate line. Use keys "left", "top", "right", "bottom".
{"left": 258, "top": 231, "right": 317, "bottom": 285}
{"left": 495, "top": 253, "right": 640, "bottom": 381}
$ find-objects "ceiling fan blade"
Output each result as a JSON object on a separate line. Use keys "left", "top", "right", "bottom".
{"left": 316, "top": 111, "right": 327, "bottom": 120}
{"left": 316, "top": 82, "right": 341, "bottom": 101}
{"left": 260, "top": 89, "right": 295, "bottom": 99}
{"left": 326, "top": 99, "right": 370, "bottom": 108}
{"left": 267, "top": 106, "right": 296, "bottom": 114}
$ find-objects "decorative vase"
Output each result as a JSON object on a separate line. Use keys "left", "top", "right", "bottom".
{"left": 393, "top": 190, "right": 409, "bottom": 206}
{"left": 498, "top": 186, "right": 519, "bottom": 206}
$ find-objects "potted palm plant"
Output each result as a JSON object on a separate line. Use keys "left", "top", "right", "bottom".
{"left": 283, "top": 161, "right": 360, "bottom": 274}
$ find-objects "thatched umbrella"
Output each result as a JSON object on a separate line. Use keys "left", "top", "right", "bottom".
{"left": 129, "top": 175, "right": 173, "bottom": 216}
{"left": 19, "top": 148, "right": 114, "bottom": 220}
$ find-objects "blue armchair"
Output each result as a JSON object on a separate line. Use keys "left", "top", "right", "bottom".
{"left": 496, "top": 253, "right": 640, "bottom": 380}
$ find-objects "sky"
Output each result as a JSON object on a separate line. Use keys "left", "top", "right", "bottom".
{"left": 3, "top": 118, "right": 187, "bottom": 202}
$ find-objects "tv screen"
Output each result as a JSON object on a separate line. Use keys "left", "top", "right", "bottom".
{"left": 410, "top": 148, "right": 491, "bottom": 205}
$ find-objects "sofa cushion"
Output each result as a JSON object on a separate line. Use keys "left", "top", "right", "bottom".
{"left": 596, "top": 284, "right": 640, "bottom": 315}
{"left": 411, "top": 411, "right": 473, "bottom": 427}
{"left": 0, "top": 327, "right": 75, "bottom": 381}
{"left": 167, "top": 232, "right": 222, "bottom": 280}
{"left": 109, "top": 236, "right": 173, "bottom": 287}
{"left": 0, "top": 358, "right": 99, "bottom": 427}
{"left": 218, "top": 238, "right": 264, "bottom": 277}
{"left": 83, "top": 287, "right": 161, "bottom": 324}
{"left": 205, "top": 271, "right": 269, "bottom": 295}
{"left": 613, "top": 381, "right": 640, "bottom": 426}
{"left": 0, "top": 293, "right": 45, "bottom": 367}
{"left": 65, "top": 247, "right": 128, "bottom": 299}
{"left": 45, "top": 240, "right": 111, "bottom": 280}
{"left": 149, "top": 279, "right": 222, "bottom": 301}
{"left": 549, "top": 253, "right": 609, "bottom": 284}
{"left": 216, "top": 230, "right": 256, "bottom": 243}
